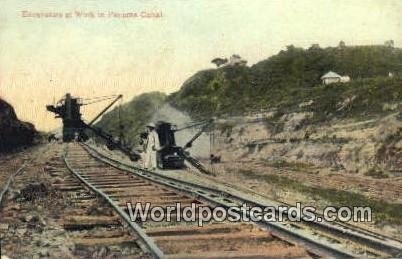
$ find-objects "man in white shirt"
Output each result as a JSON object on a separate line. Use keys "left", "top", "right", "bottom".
{"left": 144, "top": 122, "right": 160, "bottom": 170}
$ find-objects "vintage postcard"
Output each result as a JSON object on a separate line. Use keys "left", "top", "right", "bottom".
{"left": 0, "top": 1, "right": 401, "bottom": 258}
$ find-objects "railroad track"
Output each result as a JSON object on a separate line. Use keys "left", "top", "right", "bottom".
{"left": 0, "top": 146, "right": 45, "bottom": 207}
{"left": 65, "top": 143, "right": 311, "bottom": 258}
{"left": 1, "top": 144, "right": 142, "bottom": 257}
{"left": 45, "top": 147, "right": 145, "bottom": 258}
{"left": 2, "top": 143, "right": 399, "bottom": 257}
{"left": 77, "top": 145, "right": 402, "bottom": 258}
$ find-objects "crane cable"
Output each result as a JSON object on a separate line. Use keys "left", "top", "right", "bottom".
{"left": 81, "top": 94, "right": 120, "bottom": 101}
{"left": 118, "top": 97, "right": 124, "bottom": 144}
{"left": 175, "top": 119, "right": 211, "bottom": 131}
{"left": 80, "top": 95, "right": 121, "bottom": 106}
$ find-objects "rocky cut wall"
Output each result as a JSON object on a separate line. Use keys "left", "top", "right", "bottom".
{"left": 0, "top": 98, "right": 37, "bottom": 152}
{"left": 210, "top": 111, "right": 402, "bottom": 175}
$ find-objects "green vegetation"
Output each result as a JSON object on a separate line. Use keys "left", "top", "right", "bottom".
{"left": 98, "top": 44, "right": 402, "bottom": 145}
{"left": 168, "top": 45, "right": 402, "bottom": 120}
{"left": 93, "top": 45, "right": 402, "bottom": 225}
{"left": 301, "top": 77, "right": 402, "bottom": 123}
{"left": 237, "top": 169, "right": 402, "bottom": 224}
{"left": 364, "top": 168, "right": 390, "bottom": 179}
{"left": 95, "top": 92, "right": 166, "bottom": 146}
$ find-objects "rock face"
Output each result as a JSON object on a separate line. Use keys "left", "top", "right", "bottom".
{"left": 0, "top": 99, "right": 37, "bottom": 152}
{"left": 211, "top": 111, "right": 401, "bottom": 175}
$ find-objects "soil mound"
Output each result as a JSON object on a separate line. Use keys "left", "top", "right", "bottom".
{"left": 0, "top": 98, "right": 37, "bottom": 152}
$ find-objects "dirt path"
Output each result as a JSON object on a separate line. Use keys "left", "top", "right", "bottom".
{"left": 229, "top": 161, "right": 402, "bottom": 203}
{"left": 200, "top": 161, "right": 402, "bottom": 239}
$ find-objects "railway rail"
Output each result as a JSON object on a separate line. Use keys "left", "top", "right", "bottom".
{"left": 0, "top": 144, "right": 145, "bottom": 257}
{"left": 47, "top": 146, "right": 145, "bottom": 257}
{"left": 1, "top": 142, "right": 401, "bottom": 258}
{"left": 0, "top": 157, "right": 26, "bottom": 206}
{"left": 65, "top": 143, "right": 312, "bottom": 258}
{"left": 0, "top": 147, "right": 45, "bottom": 207}
{"left": 64, "top": 142, "right": 402, "bottom": 258}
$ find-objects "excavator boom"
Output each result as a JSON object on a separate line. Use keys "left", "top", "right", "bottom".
{"left": 46, "top": 93, "right": 140, "bottom": 161}
{"left": 87, "top": 94, "right": 123, "bottom": 126}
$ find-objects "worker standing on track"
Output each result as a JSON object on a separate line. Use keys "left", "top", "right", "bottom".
{"left": 144, "top": 122, "right": 160, "bottom": 170}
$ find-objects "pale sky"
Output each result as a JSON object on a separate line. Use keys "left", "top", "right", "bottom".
{"left": 0, "top": 0, "right": 401, "bottom": 131}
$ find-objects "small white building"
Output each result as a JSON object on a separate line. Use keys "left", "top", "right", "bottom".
{"left": 321, "top": 71, "right": 350, "bottom": 85}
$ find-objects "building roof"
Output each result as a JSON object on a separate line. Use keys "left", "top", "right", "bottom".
{"left": 321, "top": 71, "right": 341, "bottom": 79}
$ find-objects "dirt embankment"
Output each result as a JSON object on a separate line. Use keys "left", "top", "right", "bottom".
{"left": 200, "top": 110, "right": 402, "bottom": 236}
{"left": 208, "top": 111, "right": 402, "bottom": 205}
{"left": 212, "top": 111, "right": 401, "bottom": 176}
{"left": 0, "top": 99, "right": 37, "bottom": 153}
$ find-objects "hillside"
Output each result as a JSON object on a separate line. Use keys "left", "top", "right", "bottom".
{"left": 95, "top": 92, "right": 166, "bottom": 146}
{"left": 168, "top": 44, "right": 402, "bottom": 118}
{"left": 95, "top": 44, "right": 402, "bottom": 227}
{"left": 97, "top": 44, "right": 402, "bottom": 149}
{"left": 0, "top": 99, "right": 37, "bottom": 152}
